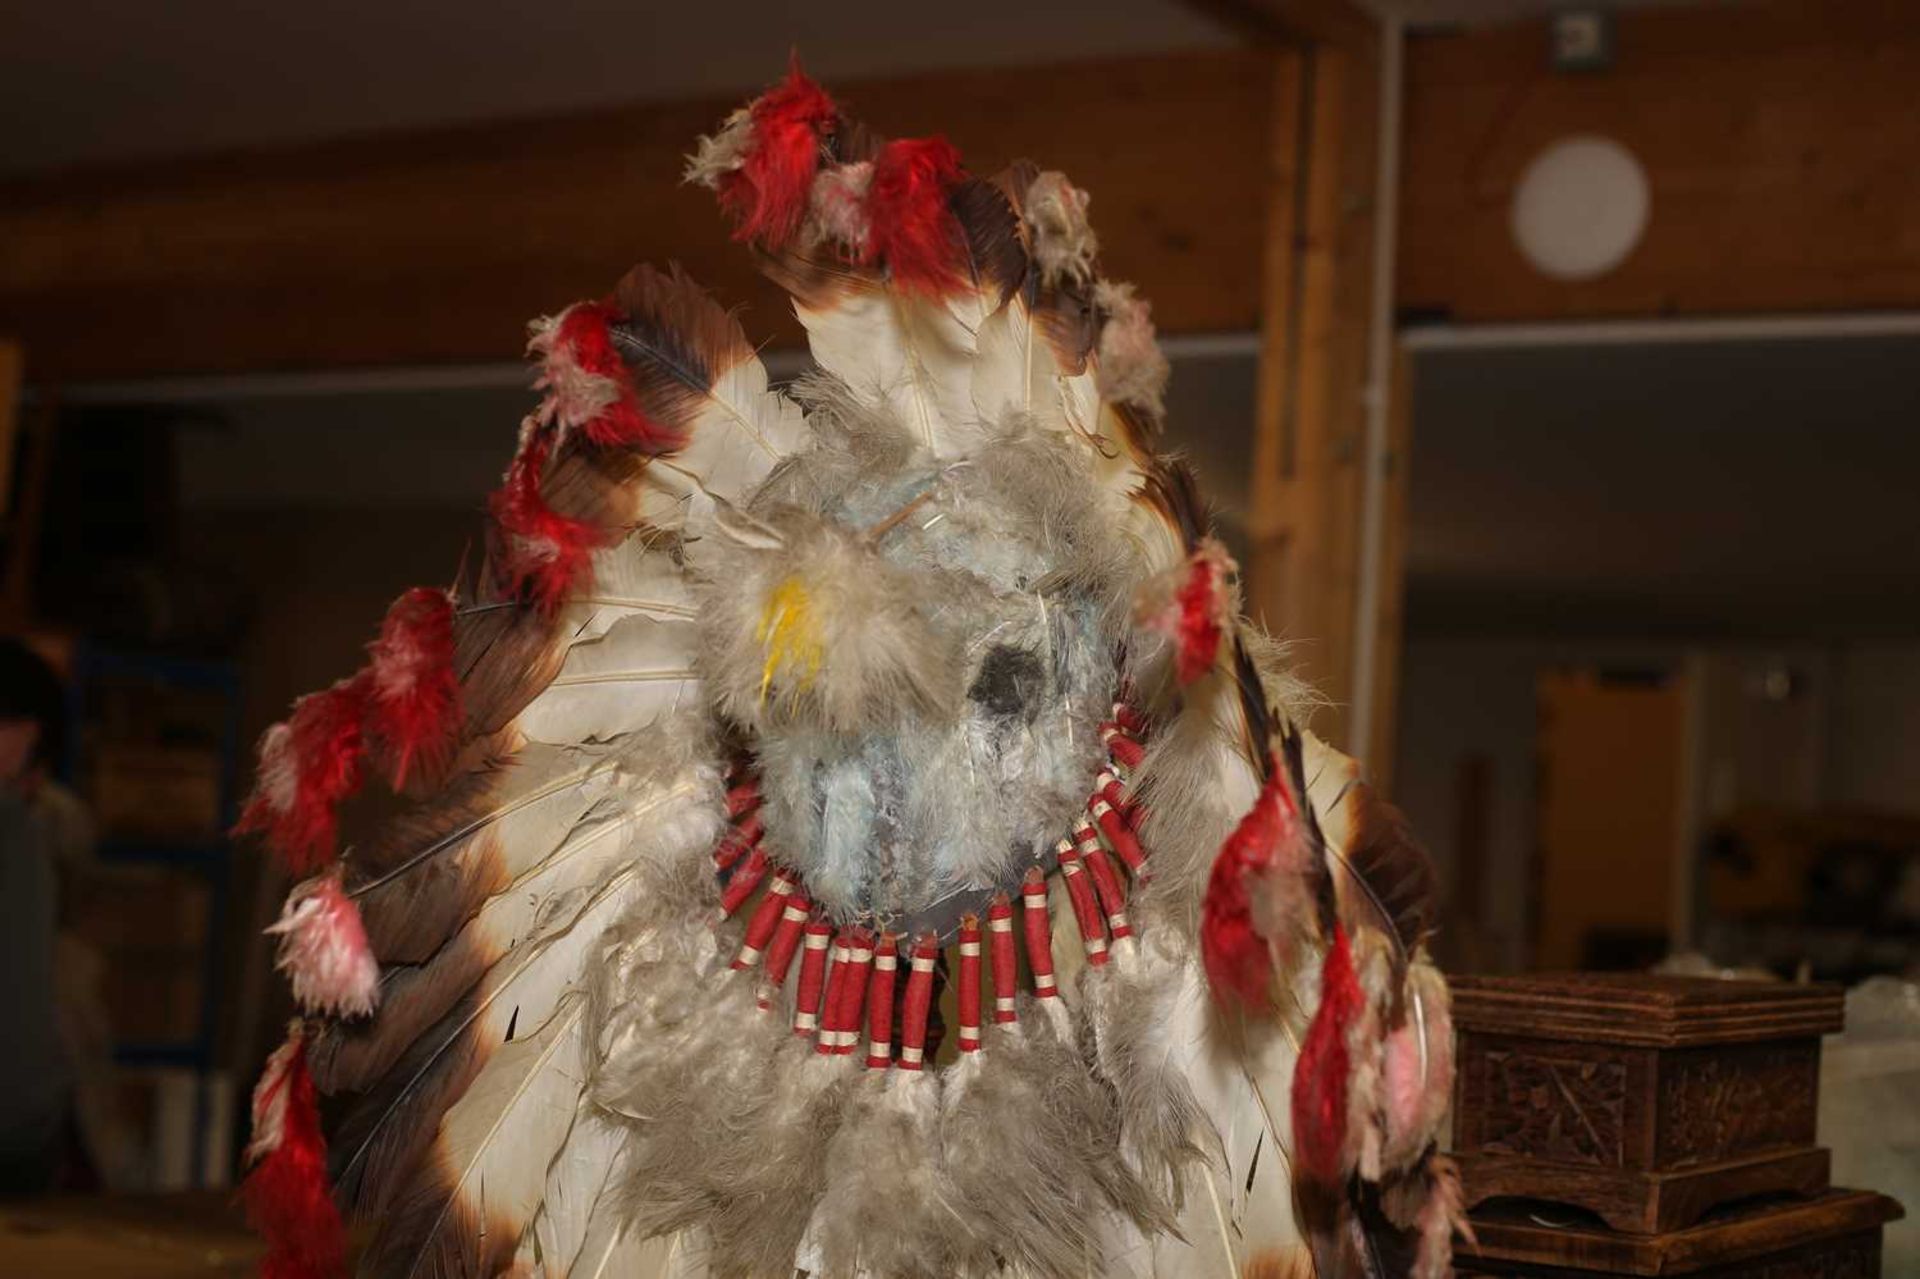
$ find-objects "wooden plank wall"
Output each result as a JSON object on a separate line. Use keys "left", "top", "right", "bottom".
{"left": 1398, "top": 0, "right": 1920, "bottom": 322}
{"left": 0, "top": 52, "right": 1279, "bottom": 382}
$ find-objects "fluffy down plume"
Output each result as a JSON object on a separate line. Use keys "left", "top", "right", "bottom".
{"left": 1023, "top": 170, "right": 1098, "bottom": 287}
{"left": 684, "top": 107, "right": 751, "bottom": 189}
{"left": 490, "top": 426, "right": 609, "bottom": 612}
{"left": 864, "top": 136, "right": 966, "bottom": 294}
{"left": 1291, "top": 926, "right": 1364, "bottom": 1185}
{"left": 940, "top": 1035, "right": 1104, "bottom": 1276}
{"left": 1137, "top": 538, "right": 1235, "bottom": 686}
{"left": 708, "top": 63, "right": 837, "bottom": 248}
{"left": 244, "top": 1024, "right": 346, "bottom": 1279}
{"left": 236, "top": 677, "right": 370, "bottom": 875}
{"left": 695, "top": 508, "right": 963, "bottom": 732}
{"left": 1383, "top": 1154, "right": 1474, "bottom": 1279}
{"left": 1380, "top": 960, "right": 1454, "bottom": 1173}
{"left": 527, "top": 300, "right": 680, "bottom": 451}
{"left": 1200, "top": 751, "right": 1303, "bottom": 1009}
{"left": 1347, "top": 928, "right": 1395, "bottom": 1180}
{"left": 1417, "top": 1156, "right": 1473, "bottom": 1278}
{"left": 1081, "top": 946, "right": 1211, "bottom": 1205}
{"left": 364, "top": 586, "right": 460, "bottom": 789}
{"left": 1095, "top": 280, "right": 1170, "bottom": 420}
{"left": 809, "top": 160, "right": 874, "bottom": 255}
{"left": 811, "top": 1073, "right": 954, "bottom": 1278}
{"left": 268, "top": 870, "right": 379, "bottom": 1019}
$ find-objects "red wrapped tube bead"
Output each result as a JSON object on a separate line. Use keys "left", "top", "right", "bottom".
{"left": 792, "top": 917, "right": 832, "bottom": 1037}
{"left": 1101, "top": 723, "right": 1147, "bottom": 772}
{"left": 717, "top": 843, "right": 770, "bottom": 919}
{"left": 725, "top": 776, "right": 761, "bottom": 819}
{"left": 733, "top": 866, "right": 800, "bottom": 969}
{"left": 713, "top": 813, "right": 765, "bottom": 873}
{"left": 956, "top": 915, "right": 983, "bottom": 1053}
{"left": 1021, "top": 866, "right": 1060, "bottom": 1003}
{"left": 1079, "top": 830, "right": 1135, "bottom": 943}
{"left": 757, "top": 888, "right": 812, "bottom": 1011}
{"left": 1090, "top": 795, "right": 1148, "bottom": 879}
{"left": 1057, "top": 839, "right": 1109, "bottom": 967}
{"left": 987, "top": 893, "right": 1018, "bottom": 1025}
{"left": 1096, "top": 767, "right": 1151, "bottom": 830}
{"left": 831, "top": 930, "right": 873, "bottom": 1055}
{"left": 864, "top": 934, "right": 899, "bottom": 1068}
{"left": 814, "top": 930, "right": 853, "bottom": 1055}
{"left": 898, "top": 933, "right": 940, "bottom": 1072}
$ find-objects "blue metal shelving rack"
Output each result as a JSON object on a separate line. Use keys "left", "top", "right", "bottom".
{"left": 65, "top": 645, "right": 242, "bottom": 1188}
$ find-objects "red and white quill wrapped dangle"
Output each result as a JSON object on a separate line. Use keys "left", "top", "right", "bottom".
{"left": 267, "top": 869, "right": 379, "bottom": 1019}
{"left": 364, "top": 586, "right": 460, "bottom": 790}
{"left": 236, "top": 676, "right": 371, "bottom": 875}
{"left": 243, "top": 1022, "right": 346, "bottom": 1279}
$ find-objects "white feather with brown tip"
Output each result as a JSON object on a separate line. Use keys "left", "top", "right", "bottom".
{"left": 366, "top": 993, "right": 590, "bottom": 1279}
{"left": 515, "top": 614, "right": 700, "bottom": 747}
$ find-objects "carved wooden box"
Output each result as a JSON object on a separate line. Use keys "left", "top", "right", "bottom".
{"left": 1451, "top": 973, "right": 1845, "bottom": 1234}
{"left": 1454, "top": 1188, "right": 1904, "bottom": 1277}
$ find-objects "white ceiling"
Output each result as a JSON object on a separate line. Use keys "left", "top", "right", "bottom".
{"left": 1, "top": 0, "right": 1707, "bottom": 177}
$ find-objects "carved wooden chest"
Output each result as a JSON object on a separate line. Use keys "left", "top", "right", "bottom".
{"left": 1453, "top": 1188, "right": 1903, "bottom": 1278}
{"left": 1450, "top": 973, "right": 1846, "bottom": 1234}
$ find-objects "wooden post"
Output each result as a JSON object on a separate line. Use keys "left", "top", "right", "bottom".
{"left": 1364, "top": 343, "right": 1413, "bottom": 792}
{"left": 0, "top": 341, "right": 50, "bottom": 628}
{"left": 1247, "top": 34, "right": 1381, "bottom": 750}
{"left": 0, "top": 340, "right": 19, "bottom": 520}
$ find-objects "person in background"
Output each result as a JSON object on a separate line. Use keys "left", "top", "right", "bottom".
{"left": 0, "top": 638, "right": 85, "bottom": 1194}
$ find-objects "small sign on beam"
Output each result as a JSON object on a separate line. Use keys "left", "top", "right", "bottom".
{"left": 1550, "top": 8, "right": 1615, "bottom": 73}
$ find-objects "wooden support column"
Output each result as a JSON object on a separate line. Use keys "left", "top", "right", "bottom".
{"left": 1246, "top": 32, "right": 1381, "bottom": 750}
{"left": 1365, "top": 344, "right": 1414, "bottom": 791}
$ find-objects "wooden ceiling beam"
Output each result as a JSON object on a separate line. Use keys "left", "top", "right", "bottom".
{"left": 1176, "top": 0, "right": 1377, "bottom": 50}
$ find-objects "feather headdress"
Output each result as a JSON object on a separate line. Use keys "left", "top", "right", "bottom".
{"left": 237, "top": 61, "right": 1452, "bottom": 1279}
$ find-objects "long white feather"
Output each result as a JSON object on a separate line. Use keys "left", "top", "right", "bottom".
{"left": 346, "top": 740, "right": 630, "bottom": 963}
{"left": 529, "top": 1095, "right": 627, "bottom": 1276}
{"left": 333, "top": 869, "right": 645, "bottom": 1188}
{"left": 403, "top": 994, "right": 590, "bottom": 1279}
{"left": 516, "top": 615, "right": 700, "bottom": 746}
{"left": 973, "top": 292, "right": 1145, "bottom": 504}
{"left": 620, "top": 331, "right": 808, "bottom": 536}
{"left": 792, "top": 273, "right": 979, "bottom": 459}
{"left": 564, "top": 539, "right": 697, "bottom": 645}
{"left": 572, "top": 1219, "right": 704, "bottom": 1279}
{"left": 1152, "top": 959, "right": 1308, "bottom": 1277}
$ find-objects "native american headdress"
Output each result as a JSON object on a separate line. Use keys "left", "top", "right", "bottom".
{"left": 236, "top": 64, "right": 1463, "bottom": 1279}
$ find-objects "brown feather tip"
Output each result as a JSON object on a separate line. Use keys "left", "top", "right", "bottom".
{"left": 1333, "top": 781, "right": 1440, "bottom": 959}
{"left": 611, "top": 262, "right": 755, "bottom": 437}
{"left": 1242, "top": 1244, "right": 1316, "bottom": 1279}
{"left": 949, "top": 176, "right": 1028, "bottom": 307}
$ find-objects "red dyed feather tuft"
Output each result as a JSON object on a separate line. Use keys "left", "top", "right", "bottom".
{"left": 720, "top": 63, "right": 838, "bottom": 248}
{"left": 1139, "top": 538, "right": 1235, "bottom": 685}
{"left": 236, "top": 677, "right": 371, "bottom": 875}
{"left": 365, "top": 586, "right": 460, "bottom": 789}
{"left": 864, "top": 136, "right": 966, "bottom": 295}
{"left": 529, "top": 300, "right": 682, "bottom": 452}
{"left": 243, "top": 1023, "right": 346, "bottom": 1279}
{"left": 1291, "top": 926, "right": 1364, "bottom": 1185}
{"left": 268, "top": 870, "right": 380, "bottom": 1019}
{"left": 490, "top": 427, "right": 607, "bottom": 613}
{"left": 1201, "top": 752, "right": 1290, "bottom": 1008}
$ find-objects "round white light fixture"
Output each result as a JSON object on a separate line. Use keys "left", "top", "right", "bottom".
{"left": 1509, "top": 135, "right": 1650, "bottom": 281}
